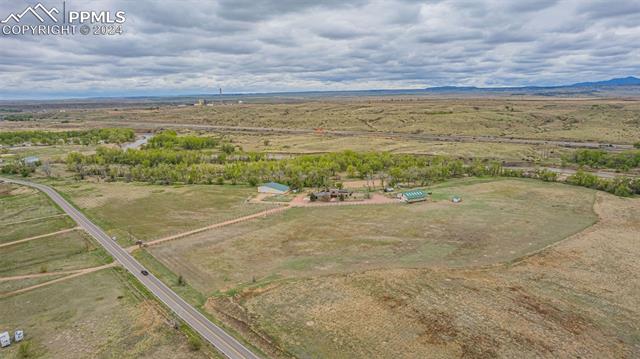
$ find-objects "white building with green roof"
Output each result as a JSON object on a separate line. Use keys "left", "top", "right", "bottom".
{"left": 400, "top": 190, "right": 427, "bottom": 203}
{"left": 258, "top": 182, "right": 290, "bottom": 194}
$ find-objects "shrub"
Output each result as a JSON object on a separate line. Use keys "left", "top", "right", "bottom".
{"left": 187, "top": 334, "right": 202, "bottom": 351}
{"left": 18, "top": 341, "right": 34, "bottom": 358}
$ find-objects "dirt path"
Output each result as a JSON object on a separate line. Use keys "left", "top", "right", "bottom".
{"left": 0, "top": 265, "right": 99, "bottom": 281}
{"left": 0, "top": 263, "right": 118, "bottom": 297}
{"left": 133, "top": 206, "right": 291, "bottom": 250}
{"left": 136, "top": 193, "right": 403, "bottom": 251}
{"left": 0, "top": 227, "right": 80, "bottom": 248}
{"left": 0, "top": 213, "right": 67, "bottom": 226}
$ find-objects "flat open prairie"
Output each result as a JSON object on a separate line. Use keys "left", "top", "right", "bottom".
{"left": 229, "top": 133, "right": 566, "bottom": 163}
{"left": 46, "top": 98, "right": 640, "bottom": 143}
{"left": 207, "top": 191, "right": 640, "bottom": 358}
{"left": 50, "top": 181, "right": 276, "bottom": 245}
{"left": 147, "top": 179, "right": 597, "bottom": 296}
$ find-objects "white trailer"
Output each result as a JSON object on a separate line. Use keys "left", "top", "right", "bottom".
{"left": 0, "top": 331, "right": 10, "bottom": 348}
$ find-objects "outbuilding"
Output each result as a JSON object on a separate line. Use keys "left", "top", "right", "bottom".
{"left": 400, "top": 190, "right": 427, "bottom": 203}
{"left": 0, "top": 332, "right": 10, "bottom": 348}
{"left": 258, "top": 182, "right": 290, "bottom": 194}
{"left": 23, "top": 156, "right": 40, "bottom": 166}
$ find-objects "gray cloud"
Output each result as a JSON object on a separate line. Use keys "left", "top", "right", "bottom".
{"left": 0, "top": 0, "right": 638, "bottom": 99}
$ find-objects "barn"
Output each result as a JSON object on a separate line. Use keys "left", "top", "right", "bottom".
{"left": 258, "top": 182, "right": 290, "bottom": 194}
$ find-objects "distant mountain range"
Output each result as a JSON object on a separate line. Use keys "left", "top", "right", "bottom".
{"left": 570, "top": 76, "right": 640, "bottom": 87}
{"left": 425, "top": 76, "right": 640, "bottom": 92}
{"left": 3, "top": 77, "right": 640, "bottom": 105}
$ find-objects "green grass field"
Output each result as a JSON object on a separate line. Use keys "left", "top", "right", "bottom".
{"left": 0, "top": 274, "right": 67, "bottom": 295}
{"left": 0, "top": 230, "right": 111, "bottom": 277}
{"left": 50, "top": 181, "right": 276, "bottom": 246}
{"left": 0, "top": 183, "right": 218, "bottom": 358}
{"left": 148, "top": 179, "right": 597, "bottom": 295}
{"left": 0, "top": 184, "right": 76, "bottom": 244}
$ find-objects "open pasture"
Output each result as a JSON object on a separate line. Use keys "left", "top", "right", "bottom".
{"left": 208, "top": 191, "right": 639, "bottom": 358}
{"left": 0, "top": 269, "right": 214, "bottom": 358}
{"left": 0, "top": 230, "right": 110, "bottom": 277}
{"left": 51, "top": 181, "right": 276, "bottom": 245}
{"left": 0, "top": 184, "right": 75, "bottom": 244}
{"left": 148, "top": 179, "right": 598, "bottom": 295}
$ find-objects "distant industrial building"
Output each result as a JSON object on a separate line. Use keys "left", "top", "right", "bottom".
{"left": 400, "top": 190, "right": 427, "bottom": 203}
{"left": 258, "top": 182, "right": 290, "bottom": 194}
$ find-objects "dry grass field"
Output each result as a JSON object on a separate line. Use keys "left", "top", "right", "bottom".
{"left": 43, "top": 98, "right": 640, "bottom": 143}
{"left": 146, "top": 179, "right": 597, "bottom": 295}
{"left": 230, "top": 133, "right": 566, "bottom": 162}
{"left": 2, "top": 96, "right": 639, "bottom": 358}
{"left": 49, "top": 180, "right": 276, "bottom": 246}
{"left": 207, "top": 192, "right": 640, "bottom": 358}
{"left": 0, "top": 269, "right": 215, "bottom": 359}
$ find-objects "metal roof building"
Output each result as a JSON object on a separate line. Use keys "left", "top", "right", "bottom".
{"left": 258, "top": 182, "right": 290, "bottom": 194}
{"left": 400, "top": 190, "right": 427, "bottom": 203}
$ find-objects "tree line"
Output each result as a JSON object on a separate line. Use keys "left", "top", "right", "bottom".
{"left": 1, "top": 114, "right": 33, "bottom": 121}
{"left": 0, "top": 128, "right": 135, "bottom": 146}
{"left": 563, "top": 149, "right": 640, "bottom": 170}
{"left": 145, "top": 130, "right": 219, "bottom": 150}
{"left": 64, "top": 147, "right": 640, "bottom": 196}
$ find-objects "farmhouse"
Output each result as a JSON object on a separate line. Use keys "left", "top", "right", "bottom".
{"left": 400, "top": 190, "right": 427, "bottom": 203}
{"left": 312, "top": 188, "right": 353, "bottom": 201}
{"left": 258, "top": 182, "right": 290, "bottom": 194}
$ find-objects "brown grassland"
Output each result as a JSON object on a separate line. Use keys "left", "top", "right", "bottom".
{"left": 207, "top": 190, "right": 640, "bottom": 358}
{"left": 36, "top": 98, "right": 640, "bottom": 143}
{"left": 2, "top": 96, "right": 640, "bottom": 358}
{"left": 124, "top": 177, "right": 640, "bottom": 358}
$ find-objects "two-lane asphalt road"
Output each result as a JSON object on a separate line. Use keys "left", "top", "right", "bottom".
{"left": 1, "top": 177, "right": 261, "bottom": 359}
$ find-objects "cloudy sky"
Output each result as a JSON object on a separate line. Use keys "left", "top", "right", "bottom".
{"left": 0, "top": 0, "right": 639, "bottom": 99}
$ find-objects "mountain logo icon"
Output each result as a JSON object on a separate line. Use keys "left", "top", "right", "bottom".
{"left": 1, "top": 3, "right": 60, "bottom": 23}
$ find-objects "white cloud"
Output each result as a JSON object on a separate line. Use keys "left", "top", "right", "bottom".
{"left": 0, "top": 0, "right": 638, "bottom": 98}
